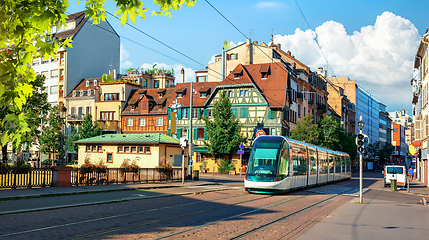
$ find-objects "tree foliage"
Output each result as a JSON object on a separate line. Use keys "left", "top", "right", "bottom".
{"left": 39, "top": 106, "right": 63, "bottom": 161}
{"left": 290, "top": 115, "right": 320, "bottom": 145}
{"left": 202, "top": 90, "right": 246, "bottom": 159}
{"left": 21, "top": 74, "right": 51, "bottom": 160}
{"left": 366, "top": 141, "right": 394, "bottom": 166}
{"left": 0, "top": 0, "right": 196, "bottom": 146}
{"left": 67, "top": 114, "right": 102, "bottom": 152}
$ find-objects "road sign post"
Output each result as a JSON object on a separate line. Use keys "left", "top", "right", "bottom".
{"left": 238, "top": 143, "right": 244, "bottom": 177}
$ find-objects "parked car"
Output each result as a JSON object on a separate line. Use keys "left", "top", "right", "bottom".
{"left": 66, "top": 160, "right": 78, "bottom": 168}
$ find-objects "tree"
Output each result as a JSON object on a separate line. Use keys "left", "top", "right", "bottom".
{"left": 202, "top": 90, "right": 246, "bottom": 160}
{"left": 20, "top": 75, "right": 51, "bottom": 162}
{"left": 365, "top": 141, "right": 394, "bottom": 167}
{"left": 290, "top": 115, "right": 320, "bottom": 145}
{"left": 39, "top": 106, "right": 63, "bottom": 165}
{"left": 67, "top": 114, "right": 102, "bottom": 152}
{"left": 0, "top": 0, "right": 196, "bottom": 147}
{"left": 318, "top": 116, "right": 341, "bottom": 149}
{"left": 318, "top": 116, "right": 356, "bottom": 161}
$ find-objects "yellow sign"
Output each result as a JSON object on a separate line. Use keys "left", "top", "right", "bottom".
{"left": 409, "top": 144, "right": 416, "bottom": 155}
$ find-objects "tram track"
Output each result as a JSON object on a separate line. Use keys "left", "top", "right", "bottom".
{"left": 0, "top": 182, "right": 354, "bottom": 239}
{"left": 0, "top": 191, "right": 251, "bottom": 238}
{"left": 155, "top": 182, "right": 354, "bottom": 239}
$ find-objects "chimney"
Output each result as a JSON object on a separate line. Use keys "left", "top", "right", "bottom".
{"left": 287, "top": 50, "right": 291, "bottom": 56}
{"left": 113, "top": 69, "right": 117, "bottom": 80}
{"left": 277, "top": 43, "right": 281, "bottom": 49}
{"left": 180, "top": 68, "right": 185, "bottom": 83}
{"left": 253, "top": 41, "right": 258, "bottom": 45}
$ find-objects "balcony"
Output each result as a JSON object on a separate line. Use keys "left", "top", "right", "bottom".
{"left": 297, "top": 92, "right": 303, "bottom": 100}
{"left": 317, "top": 103, "right": 327, "bottom": 112}
{"left": 97, "top": 120, "right": 118, "bottom": 131}
{"left": 67, "top": 114, "right": 85, "bottom": 122}
{"left": 308, "top": 99, "right": 314, "bottom": 106}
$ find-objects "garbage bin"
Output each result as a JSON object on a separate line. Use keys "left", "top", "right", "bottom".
{"left": 390, "top": 179, "right": 397, "bottom": 191}
{"left": 193, "top": 170, "right": 199, "bottom": 181}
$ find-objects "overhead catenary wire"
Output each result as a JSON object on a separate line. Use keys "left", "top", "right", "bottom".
{"left": 65, "top": 11, "right": 224, "bottom": 82}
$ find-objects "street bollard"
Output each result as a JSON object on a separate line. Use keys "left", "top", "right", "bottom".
{"left": 390, "top": 179, "right": 397, "bottom": 191}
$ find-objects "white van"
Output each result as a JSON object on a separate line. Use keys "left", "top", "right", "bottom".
{"left": 384, "top": 165, "right": 407, "bottom": 187}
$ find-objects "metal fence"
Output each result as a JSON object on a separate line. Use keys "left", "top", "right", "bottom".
{"left": 71, "top": 168, "right": 183, "bottom": 186}
{"left": 0, "top": 168, "right": 53, "bottom": 189}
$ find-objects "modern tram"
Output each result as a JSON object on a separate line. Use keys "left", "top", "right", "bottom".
{"left": 244, "top": 136, "right": 351, "bottom": 194}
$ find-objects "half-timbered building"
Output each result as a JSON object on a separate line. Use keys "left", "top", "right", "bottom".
{"left": 121, "top": 88, "right": 175, "bottom": 135}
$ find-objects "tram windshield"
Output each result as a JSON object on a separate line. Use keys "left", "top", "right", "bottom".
{"left": 248, "top": 137, "right": 288, "bottom": 176}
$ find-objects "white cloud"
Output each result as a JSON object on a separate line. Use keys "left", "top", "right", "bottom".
{"left": 256, "top": 2, "right": 281, "bottom": 8}
{"left": 139, "top": 62, "right": 196, "bottom": 83}
{"left": 121, "top": 61, "right": 133, "bottom": 69}
{"left": 274, "top": 12, "right": 420, "bottom": 111}
{"left": 120, "top": 44, "right": 129, "bottom": 61}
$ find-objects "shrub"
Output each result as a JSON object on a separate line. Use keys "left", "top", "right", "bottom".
{"left": 217, "top": 159, "right": 234, "bottom": 174}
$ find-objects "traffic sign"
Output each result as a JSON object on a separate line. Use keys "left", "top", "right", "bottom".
{"left": 190, "top": 143, "right": 194, "bottom": 156}
{"left": 238, "top": 150, "right": 244, "bottom": 154}
{"left": 256, "top": 130, "right": 265, "bottom": 137}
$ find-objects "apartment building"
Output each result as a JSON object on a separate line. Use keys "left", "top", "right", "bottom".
{"left": 326, "top": 82, "right": 356, "bottom": 136}
{"left": 32, "top": 11, "right": 120, "bottom": 109}
{"left": 329, "top": 77, "right": 385, "bottom": 144}
{"left": 392, "top": 123, "right": 408, "bottom": 164}
{"left": 389, "top": 109, "right": 414, "bottom": 145}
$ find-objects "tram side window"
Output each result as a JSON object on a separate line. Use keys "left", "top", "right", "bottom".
{"left": 309, "top": 150, "right": 317, "bottom": 175}
{"left": 329, "top": 156, "right": 334, "bottom": 173}
{"left": 346, "top": 157, "right": 350, "bottom": 171}
{"left": 319, "top": 153, "right": 328, "bottom": 174}
{"left": 278, "top": 148, "right": 289, "bottom": 177}
{"left": 292, "top": 155, "right": 307, "bottom": 175}
{"left": 341, "top": 156, "right": 346, "bottom": 172}
{"left": 335, "top": 156, "right": 341, "bottom": 173}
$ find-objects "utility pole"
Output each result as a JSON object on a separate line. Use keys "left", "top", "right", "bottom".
{"left": 189, "top": 81, "right": 193, "bottom": 180}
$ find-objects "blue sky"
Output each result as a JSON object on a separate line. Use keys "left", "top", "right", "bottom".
{"left": 66, "top": 0, "right": 429, "bottom": 113}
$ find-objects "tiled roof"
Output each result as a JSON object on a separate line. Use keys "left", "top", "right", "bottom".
{"left": 76, "top": 133, "right": 180, "bottom": 145}
{"left": 66, "top": 78, "right": 101, "bottom": 98}
{"left": 168, "top": 82, "right": 219, "bottom": 108}
{"left": 221, "top": 63, "right": 289, "bottom": 108}
{"left": 122, "top": 88, "right": 175, "bottom": 115}
{"left": 52, "top": 11, "right": 87, "bottom": 40}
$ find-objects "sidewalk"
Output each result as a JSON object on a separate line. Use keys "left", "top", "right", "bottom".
{"left": 0, "top": 180, "right": 214, "bottom": 201}
{"left": 0, "top": 173, "right": 244, "bottom": 201}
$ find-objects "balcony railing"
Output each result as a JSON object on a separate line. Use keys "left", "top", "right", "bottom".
{"left": 67, "top": 114, "right": 85, "bottom": 121}
{"left": 308, "top": 99, "right": 314, "bottom": 106}
{"left": 317, "top": 103, "right": 327, "bottom": 111}
{"left": 97, "top": 120, "right": 119, "bottom": 131}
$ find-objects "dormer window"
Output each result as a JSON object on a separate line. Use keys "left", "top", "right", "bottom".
{"left": 260, "top": 65, "right": 270, "bottom": 79}
{"left": 83, "top": 90, "right": 88, "bottom": 96}
{"left": 201, "top": 92, "right": 207, "bottom": 98}
{"left": 73, "top": 91, "right": 77, "bottom": 97}
{"left": 159, "top": 93, "right": 163, "bottom": 98}
{"left": 140, "top": 93, "right": 144, "bottom": 98}
{"left": 177, "top": 93, "right": 182, "bottom": 98}
{"left": 130, "top": 105, "right": 135, "bottom": 110}
{"left": 232, "top": 69, "right": 243, "bottom": 79}
{"left": 86, "top": 81, "right": 90, "bottom": 87}
{"left": 89, "top": 89, "right": 94, "bottom": 96}
{"left": 93, "top": 80, "right": 98, "bottom": 86}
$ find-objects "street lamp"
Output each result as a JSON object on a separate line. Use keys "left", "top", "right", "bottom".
{"left": 59, "top": 105, "right": 67, "bottom": 167}
{"left": 357, "top": 116, "right": 364, "bottom": 203}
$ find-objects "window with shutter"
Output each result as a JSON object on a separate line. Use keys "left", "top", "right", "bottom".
{"left": 167, "top": 129, "right": 171, "bottom": 136}
{"left": 204, "top": 128, "right": 208, "bottom": 140}
{"left": 240, "top": 107, "right": 247, "bottom": 118}
{"left": 232, "top": 108, "right": 238, "bottom": 118}
{"left": 177, "top": 108, "right": 182, "bottom": 119}
{"left": 203, "top": 109, "right": 208, "bottom": 117}
{"left": 193, "top": 128, "right": 197, "bottom": 140}
{"left": 167, "top": 108, "right": 171, "bottom": 120}
{"left": 177, "top": 128, "right": 182, "bottom": 138}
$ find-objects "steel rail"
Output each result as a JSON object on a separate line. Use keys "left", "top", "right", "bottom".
{"left": 0, "top": 190, "right": 250, "bottom": 238}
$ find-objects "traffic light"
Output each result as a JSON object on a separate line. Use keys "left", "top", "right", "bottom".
{"left": 357, "top": 133, "right": 365, "bottom": 153}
